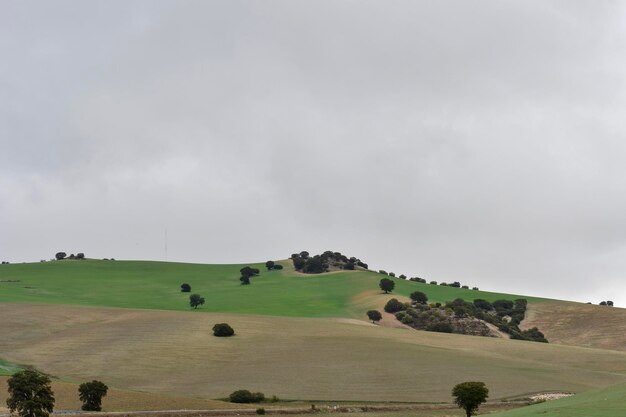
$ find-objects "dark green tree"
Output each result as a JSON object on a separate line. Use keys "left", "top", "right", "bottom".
{"left": 452, "top": 381, "right": 489, "bottom": 417}
{"left": 366, "top": 310, "right": 383, "bottom": 323}
{"left": 384, "top": 298, "right": 405, "bottom": 313}
{"left": 78, "top": 380, "right": 108, "bottom": 411}
{"left": 7, "top": 370, "right": 55, "bottom": 417}
{"left": 410, "top": 291, "right": 428, "bottom": 305}
{"left": 379, "top": 278, "right": 395, "bottom": 294}
{"left": 189, "top": 294, "right": 205, "bottom": 309}
{"left": 265, "top": 261, "right": 275, "bottom": 270}
{"left": 213, "top": 323, "right": 235, "bottom": 337}
{"left": 180, "top": 283, "right": 191, "bottom": 292}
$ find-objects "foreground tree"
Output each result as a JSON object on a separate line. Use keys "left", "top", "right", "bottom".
{"left": 379, "top": 278, "right": 395, "bottom": 294}
{"left": 78, "top": 380, "right": 108, "bottom": 411}
{"left": 189, "top": 294, "right": 205, "bottom": 309}
{"left": 366, "top": 310, "right": 382, "bottom": 323}
{"left": 452, "top": 381, "right": 489, "bottom": 417}
{"left": 7, "top": 370, "right": 55, "bottom": 417}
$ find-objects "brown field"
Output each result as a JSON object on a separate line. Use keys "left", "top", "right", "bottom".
{"left": 1, "top": 303, "right": 626, "bottom": 406}
{"left": 521, "top": 301, "right": 626, "bottom": 351}
{"left": 0, "top": 377, "right": 245, "bottom": 412}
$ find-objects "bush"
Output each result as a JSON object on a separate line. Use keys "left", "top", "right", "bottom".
{"left": 427, "top": 322, "right": 453, "bottom": 333}
{"left": 473, "top": 299, "right": 493, "bottom": 311}
{"left": 76, "top": 253, "right": 85, "bottom": 259}
{"left": 389, "top": 272, "right": 396, "bottom": 277}
{"left": 180, "top": 283, "right": 191, "bottom": 293}
{"left": 229, "top": 390, "right": 264, "bottom": 403}
{"left": 273, "top": 264, "right": 283, "bottom": 270}
{"left": 429, "top": 281, "right": 437, "bottom": 285}
{"left": 366, "top": 310, "right": 382, "bottom": 323}
{"left": 213, "top": 323, "right": 235, "bottom": 337}
{"left": 265, "top": 261, "right": 275, "bottom": 270}
{"left": 384, "top": 298, "right": 405, "bottom": 313}
{"left": 240, "top": 276, "right": 251, "bottom": 285}
{"left": 55, "top": 252, "right": 67, "bottom": 260}
{"left": 410, "top": 291, "right": 428, "bottom": 305}
{"left": 399, "top": 274, "right": 406, "bottom": 279}
{"left": 379, "top": 270, "right": 388, "bottom": 275}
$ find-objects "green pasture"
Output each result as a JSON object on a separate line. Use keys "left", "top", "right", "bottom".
{"left": 0, "top": 359, "right": 22, "bottom": 376}
{"left": 0, "top": 259, "right": 543, "bottom": 318}
{"left": 490, "top": 383, "right": 626, "bottom": 417}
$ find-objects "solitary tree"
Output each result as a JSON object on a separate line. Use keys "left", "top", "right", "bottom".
{"left": 7, "top": 370, "right": 55, "bottom": 417}
{"left": 379, "top": 278, "right": 395, "bottom": 294}
{"left": 180, "top": 283, "right": 191, "bottom": 292}
{"left": 78, "top": 380, "right": 108, "bottom": 411}
{"left": 452, "top": 381, "right": 489, "bottom": 417}
{"left": 366, "top": 310, "right": 382, "bottom": 323}
{"left": 189, "top": 294, "right": 205, "bottom": 309}
{"left": 410, "top": 291, "right": 428, "bottom": 305}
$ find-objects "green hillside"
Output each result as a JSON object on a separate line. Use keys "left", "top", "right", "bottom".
{"left": 0, "top": 259, "right": 543, "bottom": 318}
{"left": 490, "top": 383, "right": 626, "bottom": 417}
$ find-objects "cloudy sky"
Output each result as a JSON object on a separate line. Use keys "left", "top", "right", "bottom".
{"left": 2, "top": 1, "right": 626, "bottom": 305}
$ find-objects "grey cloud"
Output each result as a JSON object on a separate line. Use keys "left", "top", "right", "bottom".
{"left": 2, "top": 1, "right": 626, "bottom": 305}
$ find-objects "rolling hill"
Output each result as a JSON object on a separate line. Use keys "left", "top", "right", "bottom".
{"left": 1, "top": 258, "right": 625, "bottom": 414}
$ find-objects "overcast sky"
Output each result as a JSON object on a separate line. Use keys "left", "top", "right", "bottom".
{"left": 2, "top": 1, "right": 626, "bottom": 306}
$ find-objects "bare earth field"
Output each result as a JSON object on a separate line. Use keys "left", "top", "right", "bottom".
{"left": 521, "top": 301, "right": 626, "bottom": 351}
{"left": 1, "top": 303, "right": 625, "bottom": 405}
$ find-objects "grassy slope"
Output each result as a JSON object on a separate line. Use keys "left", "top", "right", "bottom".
{"left": 0, "top": 260, "right": 543, "bottom": 318}
{"left": 489, "top": 383, "right": 626, "bottom": 417}
{"left": 1, "top": 304, "right": 625, "bottom": 403}
{"left": 521, "top": 301, "right": 626, "bottom": 352}
{"left": 0, "top": 359, "right": 22, "bottom": 376}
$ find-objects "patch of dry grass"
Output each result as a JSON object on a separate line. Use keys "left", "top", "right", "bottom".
{"left": 1, "top": 304, "right": 625, "bottom": 406}
{"left": 521, "top": 301, "right": 626, "bottom": 351}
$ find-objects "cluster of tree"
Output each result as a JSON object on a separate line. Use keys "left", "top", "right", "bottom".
{"left": 55, "top": 252, "right": 85, "bottom": 260}
{"left": 264, "top": 261, "right": 283, "bottom": 271}
{"left": 6, "top": 370, "right": 108, "bottom": 417}
{"left": 1, "top": 261, "right": 9, "bottom": 264}
{"left": 189, "top": 293, "right": 205, "bottom": 309}
{"left": 240, "top": 266, "right": 260, "bottom": 285}
{"left": 290, "top": 251, "right": 368, "bottom": 274}
{"left": 599, "top": 300, "right": 614, "bottom": 306}
{"left": 386, "top": 296, "right": 548, "bottom": 342}
{"left": 229, "top": 390, "right": 265, "bottom": 403}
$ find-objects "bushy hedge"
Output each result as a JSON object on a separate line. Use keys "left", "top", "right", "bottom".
{"left": 229, "top": 390, "right": 265, "bottom": 403}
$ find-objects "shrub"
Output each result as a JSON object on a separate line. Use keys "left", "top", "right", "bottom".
{"left": 379, "top": 270, "right": 388, "bottom": 275}
{"left": 240, "top": 276, "right": 251, "bottom": 285}
{"left": 427, "top": 322, "right": 453, "bottom": 333}
{"left": 410, "top": 291, "right": 428, "bottom": 305}
{"left": 389, "top": 272, "right": 396, "bottom": 277}
{"left": 384, "top": 298, "right": 405, "bottom": 313}
{"left": 429, "top": 281, "right": 437, "bottom": 285}
{"left": 55, "top": 252, "right": 67, "bottom": 260}
{"left": 213, "top": 323, "right": 235, "bottom": 337}
{"left": 265, "top": 261, "right": 275, "bottom": 270}
{"left": 472, "top": 287, "right": 479, "bottom": 290}
{"left": 180, "top": 283, "right": 191, "bottom": 293}
{"left": 273, "top": 264, "right": 283, "bottom": 270}
{"left": 399, "top": 274, "right": 406, "bottom": 279}
{"left": 450, "top": 281, "right": 461, "bottom": 288}
{"left": 76, "top": 253, "right": 85, "bottom": 259}
{"left": 366, "top": 310, "right": 383, "bottom": 323}
{"left": 229, "top": 390, "right": 264, "bottom": 403}
{"left": 473, "top": 299, "right": 493, "bottom": 311}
